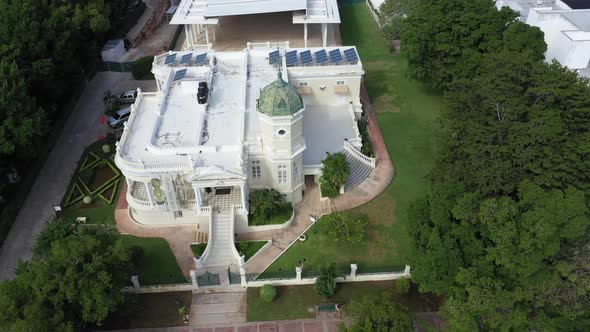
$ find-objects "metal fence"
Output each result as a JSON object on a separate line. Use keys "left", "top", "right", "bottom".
{"left": 251, "top": 270, "right": 297, "bottom": 281}
{"left": 102, "top": 61, "right": 135, "bottom": 72}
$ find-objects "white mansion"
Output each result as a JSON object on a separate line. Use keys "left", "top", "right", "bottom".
{"left": 114, "top": 46, "right": 375, "bottom": 268}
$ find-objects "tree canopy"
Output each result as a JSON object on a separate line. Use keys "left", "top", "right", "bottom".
{"left": 0, "top": 223, "right": 133, "bottom": 330}
{"left": 342, "top": 292, "right": 414, "bottom": 332}
{"left": 400, "top": 0, "right": 590, "bottom": 329}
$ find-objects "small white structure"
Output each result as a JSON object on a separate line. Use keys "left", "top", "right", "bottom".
{"left": 101, "top": 39, "right": 125, "bottom": 62}
{"left": 115, "top": 46, "right": 374, "bottom": 270}
{"left": 170, "top": 0, "right": 340, "bottom": 47}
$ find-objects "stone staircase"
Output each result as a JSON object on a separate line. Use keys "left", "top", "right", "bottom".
{"left": 344, "top": 148, "right": 375, "bottom": 191}
{"left": 202, "top": 211, "right": 240, "bottom": 269}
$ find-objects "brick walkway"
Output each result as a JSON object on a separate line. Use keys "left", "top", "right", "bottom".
{"left": 106, "top": 318, "right": 342, "bottom": 332}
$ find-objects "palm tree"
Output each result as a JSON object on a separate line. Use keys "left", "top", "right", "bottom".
{"left": 249, "top": 188, "right": 285, "bottom": 218}
{"left": 314, "top": 263, "right": 338, "bottom": 298}
{"left": 320, "top": 152, "right": 350, "bottom": 189}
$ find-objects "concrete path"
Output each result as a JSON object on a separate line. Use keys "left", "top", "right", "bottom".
{"left": 0, "top": 73, "right": 155, "bottom": 280}
{"left": 105, "top": 318, "right": 342, "bottom": 332}
{"left": 190, "top": 292, "right": 247, "bottom": 326}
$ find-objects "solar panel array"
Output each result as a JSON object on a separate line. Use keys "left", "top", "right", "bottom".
{"left": 174, "top": 69, "right": 187, "bottom": 81}
{"left": 180, "top": 53, "right": 193, "bottom": 64}
{"left": 344, "top": 48, "right": 359, "bottom": 63}
{"left": 195, "top": 53, "right": 207, "bottom": 65}
{"left": 164, "top": 53, "right": 177, "bottom": 65}
{"left": 285, "top": 50, "right": 298, "bottom": 66}
{"left": 269, "top": 50, "right": 280, "bottom": 65}
{"left": 300, "top": 50, "right": 313, "bottom": 64}
{"left": 315, "top": 50, "right": 328, "bottom": 64}
{"left": 329, "top": 49, "right": 343, "bottom": 63}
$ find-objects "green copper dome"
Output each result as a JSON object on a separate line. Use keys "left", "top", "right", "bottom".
{"left": 258, "top": 72, "right": 303, "bottom": 117}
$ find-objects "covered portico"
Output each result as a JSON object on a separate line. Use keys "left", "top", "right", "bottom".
{"left": 189, "top": 167, "right": 248, "bottom": 214}
{"left": 171, "top": 0, "right": 340, "bottom": 50}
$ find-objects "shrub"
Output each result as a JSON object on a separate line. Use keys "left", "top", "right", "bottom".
{"left": 132, "top": 56, "right": 155, "bottom": 80}
{"left": 79, "top": 166, "right": 96, "bottom": 185}
{"left": 320, "top": 212, "right": 368, "bottom": 244}
{"left": 320, "top": 153, "right": 349, "bottom": 198}
{"left": 249, "top": 189, "right": 286, "bottom": 220}
{"left": 260, "top": 284, "right": 277, "bottom": 302}
{"left": 395, "top": 278, "right": 411, "bottom": 295}
{"left": 130, "top": 245, "right": 144, "bottom": 266}
{"left": 314, "top": 263, "right": 337, "bottom": 298}
{"left": 82, "top": 196, "right": 93, "bottom": 204}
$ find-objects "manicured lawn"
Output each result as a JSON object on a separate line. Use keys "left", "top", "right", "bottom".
{"left": 60, "top": 181, "right": 122, "bottom": 225}
{"left": 247, "top": 281, "right": 442, "bottom": 322}
{"left": 263, "top": 4, "right": 441, "bottom": 273}
{"left": 191, "top": 243, "right": 207, "bottom": 257}
{"left": 101, "top": 291, "right": 191, "bottom": 329}
{"left": 120, "top": 236, "right": 187, "bottom": 285}
{"left": 236, "top": 241, "right": 267, "bottom": 261}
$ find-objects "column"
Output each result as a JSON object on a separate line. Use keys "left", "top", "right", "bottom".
{"left": 296, "top": 266, "right": 302, "bottom": 281}
{"left": 205, "top": 25, "right": 210, "bottom": 45}
{"left": 184, "top": 24, "right": 192, "bottom": 50}
{"left": 131, "top": 275, "right": 140, "bottom": 289}
{"left": 193, "top": 185, "right": 202, "bottom": 212}
{"left": 212, "top": 25, "right": 216, "bottom": 41}
{"left": 404, "top": 264, "right": 411, "bottom": 277}
{"left": 321, "top": 23, "right": 327, "bottom": 47}
{"left": 190, "top": 270, "right": 198, "bottom": 292}
{"left": 240, "top": 184, "right": 247, "bottom": 213}
{"left": 350, "top": 264, "right": 358, "bottom": 279}
{"left": 196, "top": 24, "right": 201, "bottom": 41}
{"left": 304, "top": 23, "right": 308, "bottom": 48}
{"left": 144, "top": 181, "right": 155, "bottom": 206}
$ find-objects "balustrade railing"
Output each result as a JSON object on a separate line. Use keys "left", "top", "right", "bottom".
{"left": 343, "top": 141, "right": 376, "bottom": 168}
{"left": 303, "top": 164, "right": 323, "bottom": 175}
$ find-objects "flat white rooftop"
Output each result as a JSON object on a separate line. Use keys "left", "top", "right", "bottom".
{"left": 171, "top": 0, "right": 340, "bottom": 25}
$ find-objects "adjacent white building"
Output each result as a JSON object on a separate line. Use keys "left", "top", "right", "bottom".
{"left": 497, "top": 0, "right": 590, "bottom": 78}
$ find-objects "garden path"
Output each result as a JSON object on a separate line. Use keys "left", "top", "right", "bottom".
{"left": 0, "top": 73, "right": 155, "bottom": 280}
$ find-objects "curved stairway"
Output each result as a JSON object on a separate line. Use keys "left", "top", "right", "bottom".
{"left": 344, "top": 148, "right": 375, "bottom": 191}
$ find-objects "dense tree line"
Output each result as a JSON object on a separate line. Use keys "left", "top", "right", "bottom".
{"left": 0, "top": 221, "right": 135, "bottom": 330}
{"left": 400, "top": 0, "right": 590, "bottom": 330}
{"left": 0, "top": 0, "right": 131, "bottom": 175}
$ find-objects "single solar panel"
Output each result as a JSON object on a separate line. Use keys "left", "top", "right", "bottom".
{"left": 195, "top": 53, "right": 207, "bottom": 65}
{"left": 329, "top": 49, "right": 343, "bottom": 63}
{"left": 315, "top": 49, "right": 328, "bottom": 64}
{"left": 269, "top": 50, "right": 280, "bottom": 65}
{"left": 285, "top": 50, "right": 298, "bottom": 66}
{"left": 174, "top": 69, "right": 187, "bottom": 81}
{"left": 300, "top": 50, "right": 313, "bottom": 64}
{"left": 180, "top": 53, "right": 193, "bottom": 64}
{"left": 164, "top": 53, "right": 177, "bottom": 65}
{"left": 344, "top": 48, "right": 359, "bottom": 63}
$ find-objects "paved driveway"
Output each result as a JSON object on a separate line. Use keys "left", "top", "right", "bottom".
{"left": 0, "top": 72, "right": 156, "bottom": 280}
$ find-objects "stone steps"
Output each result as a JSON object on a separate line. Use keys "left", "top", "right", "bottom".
{"left": 203, "top": 212, "right": 239, "bottom": 268}
{"left": 344, "top": 149, "right": 374, "bottom": 191}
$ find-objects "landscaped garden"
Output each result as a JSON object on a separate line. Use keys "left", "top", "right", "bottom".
{"left": 192, "top": 240, "right": 268, "bottom": 261}
{"left": 248, "top": 189, "right": 293, "bottom": 226}
{"left": 57, "top": 138, "right": 186, "bottom": 285}
{"left": 247, "top": 281, "right": 441, "bottom": 322}
{"left": 262, "top": 3, "right": 442, "bottom": 274}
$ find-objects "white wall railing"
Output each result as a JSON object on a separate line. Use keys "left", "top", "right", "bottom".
{"left": 303, "top": 164, "right": 323, "bottom": 175}
{"left": 344, "top": 141, "right": 376, "bottom": 168}
{"left": 194, "top": 208, "right": 213, "bottom": 269}
{"left": 230, "top": 208, "right": 246, "bottom": 266}
{"left": 247, "top": 41, "right": 290, "bottom": 49}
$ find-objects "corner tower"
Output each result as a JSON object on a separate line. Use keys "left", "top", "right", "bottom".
{"left": 256, "top": 72, "right": 306, "bottom": 203}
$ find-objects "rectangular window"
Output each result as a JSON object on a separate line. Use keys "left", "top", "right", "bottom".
{"left": 174, "top": 211, "right": 183, "bottom": 218}
{"left": 278, "top": 165, "right": 287, "bottom": 184}
{"left": 299, "top": 81, "right": 309, "bottom": 87}
{"left": 252, "top": 160, "right": 261, "bottom": 179}
{"left": 293, "top": 162, "right": 300, "bottom": 184}
{"left": 336, "top": 80, "right": 346, "bottom": 85}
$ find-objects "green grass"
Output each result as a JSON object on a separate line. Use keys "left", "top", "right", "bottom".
{"left": 249, "top": 204, "right": 293, "bottom": 226}
{"left": 263, "top": 4, "right": 441, "bottom": 273}
{"left": 247, "top": 281, "right": 442, "bottom": 322}
{"left": 191, "top": 243, "right": 207, "bottom": 257}
{"left": 101, "top": 292, "right": 191, "bottom": 329}
{"left": 236, "top": 241, "right": 267, "bottom": 261}
{"left": 120, "top": 236, "right": 187, "bottom": 285}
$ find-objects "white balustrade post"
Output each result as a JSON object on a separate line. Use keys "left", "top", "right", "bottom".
{"left": 296, "top": 266, "right": 302, "bottom": 281}
{"left": 145, "top": 181, "right": 155, "bottom": 207}
{"left": 131, "top": 275, "right": 140, "bottom": 289}
{"left": 239, "top": 255, "right": 246, "bottom": 267}
{"left": 350, "top": 264, "right": 358, "bottom": 279}
{"left": 404, "top": 264, "right": 411, "bottom": 277}
{"left": 239, "top": 267, "right": 247, "bottom": 288}
{"left": 190, "top": 270, "right": 198, "bottom": 292}
{"left": 240, "top": 184, "right": 248, "bottom": 213}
